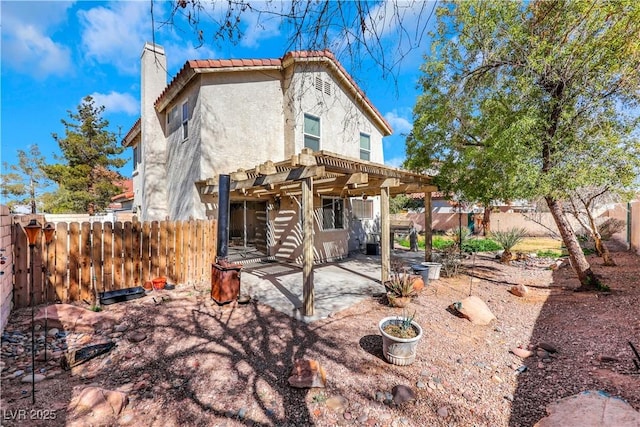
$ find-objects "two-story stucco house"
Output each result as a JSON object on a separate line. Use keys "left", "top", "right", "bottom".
{"left": 123, "top": 43, "right": 431, "bottom": 264}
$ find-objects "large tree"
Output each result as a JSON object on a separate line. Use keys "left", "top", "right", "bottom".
{"left": 405, "top": 0, "right": 640, "bottom": 289}
{"left": 1, "top": 144, "right": 51, "bottom": 213}
{"left": 43, "top": 96, "right": 126, "bottom": 214}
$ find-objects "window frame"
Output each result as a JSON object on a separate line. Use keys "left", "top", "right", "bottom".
{"left": 321, "top": 196, "right": 345, "bottom": 230}
{"left": 133, "top": 144, "right": 141, "bottom": 171}
{"left": 351, "top": 198, "right": 373, "bottom": 220}
{"left": 303, "top": 113, "right": 320, "bottom": 151}
{"left": 181, "top": 101, "right": 189, "bottom": 140}
{"left": 359, "top": 132, "right": 371, "bottom": 161}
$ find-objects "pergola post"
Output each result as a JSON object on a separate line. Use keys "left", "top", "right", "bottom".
{"left": 424, "top": 191, "right": 432, "bottom": 262}
{"left": 380, "top": 186, "right": 390, "bottom": 283}
{"left": 302, "top": 177, "right": 314, "bottom": 316}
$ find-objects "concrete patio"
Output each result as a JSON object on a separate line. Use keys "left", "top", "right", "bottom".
{"left": 238, "top": 249, "right": 427, "bottom": 322}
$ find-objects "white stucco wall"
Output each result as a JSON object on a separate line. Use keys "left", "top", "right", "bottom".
{"left": 199, "top": 70, "right": 286, "bottom": 178}
{"left": 287, "top": 64, "right": 385, "bottom": 163}
{"left": 164, "top": 79, "right": 205, "bottom": 220}
{"left": 140, "top": 43, "right": 169, "bottom": 221}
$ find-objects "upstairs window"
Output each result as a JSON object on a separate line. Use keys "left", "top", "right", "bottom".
{"left": 360, "top": 133, "right": 371, "bottom": 161}
{"left": 133, "top": 144, "right": 141, "bottom": 171}
{"left": 304, "top": 113, "right": 320, "bottom": 151}
{"left": 181, "top": 101, "right": 189, "bottom": 140}
{"left": 322, "top": 197, "right": 344, "bottom": 230}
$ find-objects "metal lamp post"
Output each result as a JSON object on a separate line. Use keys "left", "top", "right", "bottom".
{"left": 24, "top": 219, "right": 42, "bottom": 405}
{"left": 42, "top": 223, "right": 55, "bottom": 362}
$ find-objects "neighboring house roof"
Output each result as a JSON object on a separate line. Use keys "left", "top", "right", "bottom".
{"left": 122, "top": 49, "right": 392, "bottom": 146}
{"left": 122, "top": 118, "right": 140, "bottom": 148}
{"left": 111, "top": 179, "right": 134, "bottom": 203}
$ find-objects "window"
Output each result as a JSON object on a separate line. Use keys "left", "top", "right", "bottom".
{"left": 360, "top": 133, "right": 371, "bottom": 161}
{"left": 133, "top": 144, "right": 141, "bottom": 170}
{"left": 322, "top": 197, "right": 344, "bottom": 230}
{"left": 181, "top": 101, "right": 189, "bottom": 139}
{"left": 304, "top": 114, "right": 320, "bottom": 151}
{"left": 352, "top": 198, "right": 373, "bottom": 219}
{"left": 168, "top": 106, "right": 179, "bottom": 125}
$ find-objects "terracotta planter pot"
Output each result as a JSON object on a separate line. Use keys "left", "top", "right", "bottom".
{"left": 387, "top": 293, "right": 411, "bottom": 308}
{"left": 143, "top": 281, "right": 153, "bottom": 291}
{"left": 152, "top": 277, "right": 166, "bottom": 290}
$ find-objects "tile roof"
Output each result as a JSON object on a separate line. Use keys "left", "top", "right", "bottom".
{"left": 123, "top": 49, "right": 393, "bottom": 145}
{"left": 155, "top": 49, "right": 392, "bottom": 134}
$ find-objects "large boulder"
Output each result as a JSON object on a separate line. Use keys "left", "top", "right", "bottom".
{"left": 34, "top": 304, "right": 116, "bottom": 333}
{"left": 451, "top": 295, "right": 496, "bottom": 325}
{"left": 535, "top": 390, "right": 640, "bottom": 427}
{"left": 68, "top": 386, "right": 128, "bottom": 426}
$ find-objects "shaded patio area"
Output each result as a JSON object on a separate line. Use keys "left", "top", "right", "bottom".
{"left": 238, "top": 250, "right": 426, "bottom": 322}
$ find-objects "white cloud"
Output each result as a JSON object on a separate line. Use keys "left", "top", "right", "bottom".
{"left": 89, "top": 91, "right": 139, "bottom": 115}
{"left": 1, "top": 1, "right": 74, "bottom": 78}
{"left": 384, "top": 110, "right": 412, "bottom": 135}
{"left": 78, "top": 2, "right": 152, "bottom": 75}
{"left": 164, "top": 41, "right": 217, "bottom": 74}
{"left": 385, "top": 156, "right": 406, "bottom": 168}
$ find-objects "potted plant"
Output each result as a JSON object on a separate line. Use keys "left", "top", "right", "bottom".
{"left": 384, "top": 263, "right": 420, "bottom": 307}
{"left": 378, "top": 311, "right": 423, "bottom": 366}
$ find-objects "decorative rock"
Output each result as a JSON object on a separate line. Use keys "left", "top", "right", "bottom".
{"left": 391, "top": 385, "right": 415, "bottom": 405}
{"left": 114, "top": 323, "right": 129, "bottom": 333}
{"left": 237, "top": 407, "right": 247, "bottom": 420}
{"left": 537, "top": 349, "right": 550, "bottom": 359}
{"left": 21, "top": 374, "right": 46, "bottom": 383}
{"left": 509, "top": 284, "right": 529, "bottom": 297}
{"left": 511, "top": 347, "right": 534, "bottom": 359}
{"left": 325, "top": 395, "right": 348, "bottom": 412}
{"left": 375, "top": 391, "right": 386, "bottom": 402}
{"left": 416, "top": 380, "right": 427, "bottom": 389}
{"left": 35, "top": 304, "right": 115, "bottom": 333}
{"left": 538, "top": 342, "right": 559, "bottom": 353}
{"left": 437, "top": 406, "right": 449, "bottom": 417}
{"left": 287, "top": 359, "right": 326, "bottom": 388}
{"left": 450, "top": 296, "right": 496, "bottom": 325}
{"left": 357, "top": 414, "right": 369, "bottom": 423}
{"left": 534, "top": 390, "right": 640, "bottom": 427}
{"left": 69, "top": 386, "right": 128, "bottom": 420}
{"left": 47, "top": 328, "right": 59, "bottom": 337}
{"left": 127, "top": 333, "right": 147, "bottom": 343}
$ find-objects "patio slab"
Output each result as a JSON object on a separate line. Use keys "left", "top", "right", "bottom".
{"left": 239, "top": 250, "right": 427, "bottom": 322}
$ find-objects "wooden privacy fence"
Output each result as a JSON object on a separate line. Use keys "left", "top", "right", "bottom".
{"left": 12, "top": 218, "right": 217, "bottom": 309}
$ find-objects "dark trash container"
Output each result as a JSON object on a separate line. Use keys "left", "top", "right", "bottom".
{"left": 411, "top": 264, "right": 430, "bottom": 284}
{"left": 366, "top": 243, "right": 380, "bottom": 255}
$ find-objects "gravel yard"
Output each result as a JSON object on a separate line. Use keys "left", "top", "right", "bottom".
{"left": 1, "top": 245, "right": 639, "bottom": 426}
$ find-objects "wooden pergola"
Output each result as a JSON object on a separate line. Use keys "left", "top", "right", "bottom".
{"left": 196, "top": 148, "right": 436, "bottom": 316}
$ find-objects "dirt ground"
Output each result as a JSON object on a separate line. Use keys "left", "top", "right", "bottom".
{"left": 1, "top": 244, "right": 639, "bottom": 426}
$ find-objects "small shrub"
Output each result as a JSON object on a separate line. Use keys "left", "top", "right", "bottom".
{"left": 462, "top": 238, "right": 501, "bottom": 253}
{"left": 492, "top": 227, "right": 528, "bottom": 263}
{"left": 433, "top": 235, "right": 455, "bottom": 250}
{"left": 440, "top": 246, "right": 464, "bottom": 277}
{"left": 537, "top": 249, "right": 562, "bottom": 258}
{"left": 597, "top": 218, "right": 625, "bottom": 240}
{"left": 446, "top": 227, "right": 472, "bottom": 247}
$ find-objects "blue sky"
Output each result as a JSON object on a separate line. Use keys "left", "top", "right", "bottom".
{"left": 1, "top": 1, "right": 437, "bottom": 177}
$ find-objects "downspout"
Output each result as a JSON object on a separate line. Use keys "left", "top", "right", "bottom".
{"left": 628, "top": 202, "right": 632, "bottom": 250}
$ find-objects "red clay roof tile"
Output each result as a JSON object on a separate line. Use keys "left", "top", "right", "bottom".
{"left": 145, "top": 49, "right": 392, "bottom": 137}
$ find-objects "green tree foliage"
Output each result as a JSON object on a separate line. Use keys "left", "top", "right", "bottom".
{"left": 42, "top": 96, "right": 126, "bottom": 214}
{"left": 405, "top": 0, "right": 640, "bottom": 289}
{"left": 1, "top": 144, "right": 51, "bottom": 213}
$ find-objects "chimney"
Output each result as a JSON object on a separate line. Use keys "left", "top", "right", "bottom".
{"left": 140, "top": 43, "right": 169, "bottom": 221}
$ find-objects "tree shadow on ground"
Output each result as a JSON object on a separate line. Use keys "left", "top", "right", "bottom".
{"left": 508, "top": 245, "right": 640, "bottom": 426}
